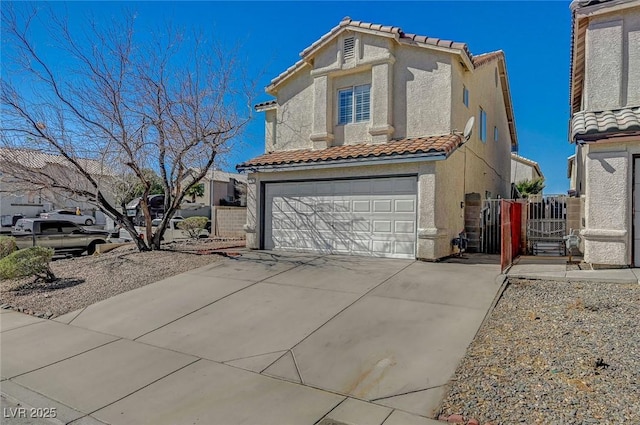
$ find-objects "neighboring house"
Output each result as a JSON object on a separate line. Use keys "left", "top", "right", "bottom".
{"left": 0, "top": 147, "right": 116, "bottom": 228}
{"left": 185, "top": 169, "right": 247, "bottom": 207}
{"left": 569, "top": 0, "right": 640, "bottom": 266}
{"left": 511, "top": 153, "right": 544, "bottom": 185}
{"left": 237, "top": 17, "right": 517, "bottom": 260}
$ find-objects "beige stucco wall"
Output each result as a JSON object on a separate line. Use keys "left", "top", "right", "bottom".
{"left": 451, "top": 61, "right": 512, "bottom": 200}
{"left": 434, "top": 148, "right": 466, "bottom": 254}
{"left": 271, "top": 70, "right": 314, "bottom": 151}
{"left": 270, "top": 34, "right": 455, "bottom": 150}
{"left": 579, "top": 140, "right": 640, "bottom": 266}
{"left": 244, "top": 160, "right": 465, "bottom": 260}
{"left": 393, "top": 46, "right": 452, "bottom": 139}
{"left": 511, "top": 159, "right": 541, "bottom": 183}
{"left": 584, "top": 6, "right": 640, "bottom": 111}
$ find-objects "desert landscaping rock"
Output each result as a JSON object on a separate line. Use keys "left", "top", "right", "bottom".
{"left": 0, "top": 239, "right": 244, "bottom": 318}
{"left": 439, "top": 278, "right": 640, "bottom": 425}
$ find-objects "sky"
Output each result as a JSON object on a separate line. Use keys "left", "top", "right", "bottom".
{"left": 5, "top": 1, "right": 575, "bottom": 194}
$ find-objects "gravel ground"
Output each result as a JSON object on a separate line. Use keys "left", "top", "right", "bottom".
{"left": 439, "top": 278, "right": 640, "bottom": 425}
{"left": 0, "top": 238, "right": 245, "bottom": 318}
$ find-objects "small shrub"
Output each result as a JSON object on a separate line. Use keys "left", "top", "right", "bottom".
{"left": 177, "top": 216, "right": 209, "bottom": 239}
{"left": 0, "top": 246, "right": 56, "bottom": 282}
{"left": 0, "top": 236, "right": 18, "bottom": 259}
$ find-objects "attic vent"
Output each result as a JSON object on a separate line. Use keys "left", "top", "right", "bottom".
{"left": 343, "top": 37, "right": 355, "bottom": 61}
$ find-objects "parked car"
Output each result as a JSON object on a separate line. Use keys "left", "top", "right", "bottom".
{"left": 126, "top": 195, "right": 165, "bottom": 226}
{"left": 12, "top": 219, "right": 110, "bottom": 255}
{"left": 40, "top": 209, "right": 95, "bottom": 226}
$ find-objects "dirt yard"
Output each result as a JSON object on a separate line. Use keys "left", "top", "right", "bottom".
{"left": 0, "top": 238, "right": 245, "bottom": 318}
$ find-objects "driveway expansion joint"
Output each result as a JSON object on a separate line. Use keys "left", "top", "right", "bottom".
{"left": 280, "top": 260, "right": 417, "bottom": 356}
{"left": 6, "top": 338, "right": 122, "bottom": 381}
{"left": 85, "top": 358, "right": 201, "bottom": 417}
{"left": 132, "top": 254, "right": 323, "bottom": 341}
{"left": 369, "top": 384, "right": 447, "bottom": 402}
{"left": 65, "top": 306, "right": 88, "bottom": 325}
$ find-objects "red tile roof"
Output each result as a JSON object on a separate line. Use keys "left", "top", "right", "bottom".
{"left": 237, "top": 134, "right": 463, "bottom": 170}
{"left": 471, "top": 50, "right": 504, "bottom": 68}
{"left": 269, "top": 18, "right": 475, "bottom": 91}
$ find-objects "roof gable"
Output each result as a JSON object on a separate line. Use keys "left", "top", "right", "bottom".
{"left": 257, "top": 19, "right": 518, "bottom": 150}
{"left": 267, "top": 17, "right": 475, "bottom": 93}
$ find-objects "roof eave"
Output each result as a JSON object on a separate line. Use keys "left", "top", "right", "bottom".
{"left": 496, "top": 57, "right": 518, "bottom": 149}
{"left": 573, "top": 129, "right": 640, "bottom": 142}
{"left": 236, "top": 151, "right": 449, "bottom": 173}
{"left": 255, "top": 102, "right": 277, "bottom": 112}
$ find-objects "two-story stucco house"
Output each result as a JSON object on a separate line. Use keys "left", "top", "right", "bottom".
{"left": 237, "top": 18, "right": 517, "bottom": 260}
{"left": 569, "top": 0, "right": 640, "bottom": 266}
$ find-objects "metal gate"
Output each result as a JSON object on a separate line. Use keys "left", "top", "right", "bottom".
{"left": 480, "top": 199, "right": 502, "bottom": 254}
{"left": 526, "top": 195, "right": 567, "bottom": 256}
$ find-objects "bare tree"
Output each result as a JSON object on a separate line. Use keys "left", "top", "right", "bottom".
{"left": 0, "top": 5, "right": 252, "bottom": 251}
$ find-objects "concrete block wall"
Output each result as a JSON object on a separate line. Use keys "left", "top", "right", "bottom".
{"left": 566, "top": 197, "right": 583, "bottom": 254}
{"left": 214, "top": 206, "right": 247, "bottom": 237}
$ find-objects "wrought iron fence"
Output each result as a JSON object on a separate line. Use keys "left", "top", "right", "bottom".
{"left": 526, "top": 195, "right": 567, "bottom": 256}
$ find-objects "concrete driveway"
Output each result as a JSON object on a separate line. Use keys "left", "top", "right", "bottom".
{"left": 1, "top": 251, "right": 502, "bottom": 425}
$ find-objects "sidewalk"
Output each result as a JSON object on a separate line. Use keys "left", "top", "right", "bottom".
{"left": 507, "top": 256, "right": 640, "bottom": 283}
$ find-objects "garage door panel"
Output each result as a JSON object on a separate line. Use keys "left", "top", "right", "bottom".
{"left": 395, "top": 241, "right": 416, "bottom": 256}
{"left": 395, "top": 199, "right": 416, "bottom": 213}
{"left": 265, "top": 177, "right": 417, "bottom": 259}
{"left": 373, "top": 200, "right": 392, "bottom": 212}
{"left": 353, "top": 200, "right": 371, "bottom": 212}
{"left": 372, "top": 240, "right": 393, "bottom": 254}
{"left": 373, "top": 220, "right": 392, "bottom": 233}
{"left": 352, "top": 219, "right": 370, "bottom": 232}
{"left": 395, "top": 221, "right": 415, "bottom": 234}
{"left": 333, "top": 200, "right": 350, "bottom": 212}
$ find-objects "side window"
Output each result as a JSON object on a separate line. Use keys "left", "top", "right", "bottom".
{"left": 338, "top": 85, "right": 370, "bottom": 125}
{"left": 40, "top": 222, "right": 60, "bottom": 234}
{"left": 354, "top": 85, "right": 370, "bottom": 122}
{"left": 61, "top": 223, "right": 78, "bottom": 234}
{"left": 479, "top": 107, "right": 487, "bottom": 143}
{"left": 60, "top": 211, "right": 72, "bottom": 215}
{"left": 494, "top": 126, "right": 499, "bottom": 142}
{"left": 463, "top": 86, "right": 469, "bottom": 107}
{"left": 338, "top": 88, "right": 353, "bottom": 125}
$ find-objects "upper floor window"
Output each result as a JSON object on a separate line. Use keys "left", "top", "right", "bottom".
{"left": 494, "top": 126, "right": 498, "bottom": 142}
{"left": 338, "top": 85, "right": 370, "bottom": 125}
{"left": 343, "top": 37, "right": 355, "bottom": 61}
{"left": 463, "top": 86, "right": 469, "bottom": 107}
{"left": 479, "top": 107, "right": 487, "bottom": 143}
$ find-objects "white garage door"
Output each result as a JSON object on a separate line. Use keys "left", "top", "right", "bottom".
{"left": 264, "top": 176, "right": 417, "bottom": 259}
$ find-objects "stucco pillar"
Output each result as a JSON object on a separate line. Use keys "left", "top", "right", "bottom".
{"left": 265, "top": 110, "right": 276, "bottom": 152}
{"left": 369, "top": 61, "right": 394, "bottom": 143}
{"left": 244, "top": 176, "right": 259, "bottom": 249}
{"left": 310, "top": 75, "right": 334, "bottom": 149}
{"left": 581, "top": 150, "right": 629, "bottom": 265}
{"left": 416, "top": 169, "right": 446, "bottom": 260}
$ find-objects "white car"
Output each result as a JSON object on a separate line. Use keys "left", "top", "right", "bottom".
{"left": 40, "top": 209, "right": 95, "bottom": 226}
